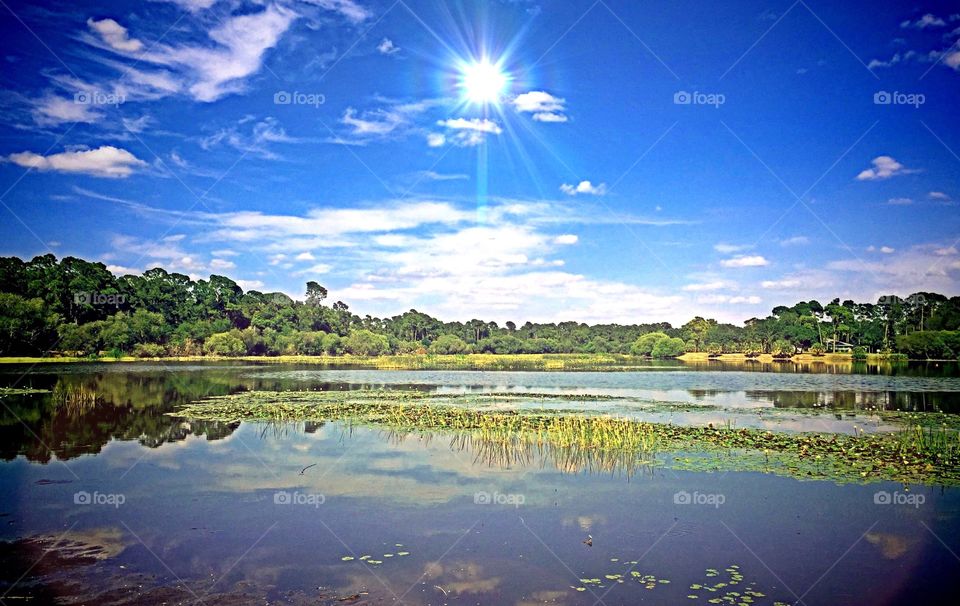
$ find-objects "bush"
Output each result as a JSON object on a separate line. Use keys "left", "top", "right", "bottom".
{"left": 292, "top": 331, "right": 329, "bottom": 356}
{"left": 772, "top": 339, "right": 795, "bottom": 357}
{"left": 851, "top": 346, "right": 868, "bottom": 361}
{"left": 706, "top": 342, "right": 723, "bottom": 356}
{"left": 522, "top": 338, "right": 559, "bottom": 354}
{"left": 168, "top": 338, "right": 202, "bottom": 356}
{"left": 808, "top": 343, "right": 826, "bottom": 356}
{"left": 895, "top": 331, "right": 960, "bottom": 359}
{"left": 321, "top": 333, "right": 343, "bottom": 355}
{"left": 132, "top": 343, "right": 166, "bottom": 358}
{"left": 651, "top": 337, "right": 686, "bottom": 359}
{"left": 395, "top": 340, "right": 423, "bottom": 355}
{"left": 743, "top": 342, "right": 762, "bottom": 357}
{"left": 204, "top": 332, "right": 246, "bottom": 356}
{"left": 344, "top": 329, "right": 389, "bottom": 356}
{"left": 476, "top": 335, "right": 525, "bottom": 354}
{"left": 630, "top": 332, "right": 669, "bottom": 356}
{"left": 429, "top": 334, "right": 470, "bottom": 355}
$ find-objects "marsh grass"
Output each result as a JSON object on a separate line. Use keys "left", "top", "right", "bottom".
{"left": 52, "top": 383, "right": 102, "bottom": 409}
{"left": 172, "top": 390, "right": 960, "bottom": 485}
{"left": 267, "top": 353, "right": 646, "bottom": 371}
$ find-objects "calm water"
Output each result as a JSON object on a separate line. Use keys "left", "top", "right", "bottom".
{"left": 1, "top": 361, "right": 959, "bottom": 605}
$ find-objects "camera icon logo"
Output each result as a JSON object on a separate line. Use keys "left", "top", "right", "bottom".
{"left": 873, "top": 91, "right": 891, "bottom": 105}
{"left": 74, "top": 91, "right": 91, "bottom": 104}
{"left": 473, "top": 491, "right": 491, "bottom": 505}
{"left": 274, "top": 490, "right": 292, "bottom": 505}
{"left": 673, "top": 490, "right": 692, "bottom": 504}
{"left": 274, "top": 91, "right": 291, "bottom": 105}
{"left": 673, "top": 91, "right": 692, "bottom": 105}
{"left": 73, "top": 291, "right": 91, "bottom": 305}
{"left": 74, "top": 491, "right": 92, "bottom": 505}
{"left": 873, "top": 490, "right": 891, "bottom": 505}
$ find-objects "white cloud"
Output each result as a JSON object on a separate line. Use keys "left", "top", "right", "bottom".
{"left": 721, "top": 255, "right": 769, "bottom": 268}
{"left": 32, "top": 95, "right": 103, "bottom": 126}
{"left": 761, "top": 278, "right": 801, "bottom": 289}
{"left": 236, "top": 279, "right": 265, "bottom": 291}
{"left": 513, "top": 91, "right": 568, "bottom": 123}
{"left": 172, "top": 5, "right": 296, "bottom": 101}
{"left": 682, "top": 281, "right": 730, "bottom": 292}
{"left": 779, "top": 236, "right": 809, "bottom": 246}
{"left": 696, "top": 294, "right": 762, "bottom": 305}
{"left": 200, "top": 117, "right": 295, "bottom": 159}
{"left": 209, "top": 258, "right": 236, "bottom": 270}
{"left": 123, "top": 115, "right": 152, "bottom": 133}
{"left": 377, "top": 38, "right": 399, "bottom": 55}
{"left": 416, "top": 170, "right": 468, "bottom": 181}
{"left": 438, "top": 118, "right": 502, "bottom": 134}
{"left": 6, "top": 146, "right": 146, "bottom": 178}
{"left": 295, "top": 251, "right": 315, "bottom": 261}
{"left": 943, "top": 48, "right": 960, "bottom": 71}
{"left": 426, "top": 133, "right": 446, "bottom": 147}
{"left": 868, "top": 245, "right": 896, "bottom": 254}
{"left": 88, "top": 196, "right": 712, "bottom": 324}
{"left": 334, "top": 100, "right": 437, "bottom": 144}
{"left": 856, "top": 156, "right": 916, "bottom": 181}
{"left": 713, "top": 243, "right": 751, "bottom": 253}
{"left": 294, "top": 263, "right": 333, "bottom": 275}
{"left": 929, "top": 191, "right": 951, "bottom": 201}
{"left": 887, "top": 197, "right": 913, "bottom": 205}
{"left": 533, "top": 112, "right": 568, "bottom": 123}
{"left": 435, "top": 118, "right": 503, "bottom": 147}
{"left": 342, "top": 107, "right": 406, "bottom": 136}
{"left": 87, "top": 18, "right": 144, "bottom": 53}
{"left": 158, "top": 0, "right": 218, "bottom": 12}
{"left": 560, "top": 180, "right": 607, "bottom": 196}
{"left": 900, "top": 14, "right": 946, "bottom": 29}
{"left": 826, "top": 243, "right": 960, "bottom": 296}
{"left": 208, "top": 201, "right": 474, "bottom": 244}
{"left": 106, "top": 264, "right": 141, "bottom": 275}
{"left": 300, "top": 0, "right": 371, "bottom": 24}
{"left": 91, "top": 5, "right": 296, "bottom": 102}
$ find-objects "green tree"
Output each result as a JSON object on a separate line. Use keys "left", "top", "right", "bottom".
{"left": 651, "top": 337, "right": 685, "bottom": 358}
{"left": 344, "top": 329, "right": 389, "bottom": 356}
{"left": 0, "top": 294, "right": 60, "bottom": 355}
{"left": 204, "top": 332, "right": 246, "bottom": 356}
{"left": 630, "top": 332, "right": 669, "bottom": 356}
{"left": 429, "top": 334, "right": 470, "bottom": 354}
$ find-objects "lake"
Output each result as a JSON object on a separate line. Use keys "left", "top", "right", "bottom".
{"left": 1, "top": 360, "right": 959, "bottom": 605}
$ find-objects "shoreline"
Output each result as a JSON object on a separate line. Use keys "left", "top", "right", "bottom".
{"left": 0, "top": 352, "right": 951, "bottom": 366}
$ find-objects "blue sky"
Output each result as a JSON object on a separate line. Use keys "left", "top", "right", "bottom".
{"left": 1, "top": 0, "right": 959, "bottom": 325}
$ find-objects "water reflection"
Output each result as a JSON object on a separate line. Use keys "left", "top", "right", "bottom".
{"left": 3, "top": 361, "right": 960, "bottom": 464}
{"left": 2, "top": 415, "right": 957, "bottom": 605}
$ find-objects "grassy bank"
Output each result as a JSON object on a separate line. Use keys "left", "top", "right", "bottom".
{"left": 0, "top": 351, "right": 923, "bottom": 369}
{"left": 172, "top": 390, "right": 960, "bottom": 486}
{"left": 0, "top": 353, "right": 653, "bottom": 369}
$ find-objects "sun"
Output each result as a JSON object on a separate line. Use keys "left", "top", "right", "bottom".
{"left": 459, "top": 60, "right": 509, "bottom": 105}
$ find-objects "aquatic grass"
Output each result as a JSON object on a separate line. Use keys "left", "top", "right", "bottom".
{"left": 52, "top": 383, "right": 102, "bottom": 408}
{"left": 172, "top": 390, "right": 960, "bottom": 486}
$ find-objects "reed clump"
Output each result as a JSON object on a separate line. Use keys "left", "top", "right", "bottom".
{"left": 172, "top": 390, "right": 960, "bottom": 486}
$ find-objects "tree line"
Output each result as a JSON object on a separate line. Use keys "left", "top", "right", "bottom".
{"left": 1, "top": 254, "right": 959, "bottom": 359}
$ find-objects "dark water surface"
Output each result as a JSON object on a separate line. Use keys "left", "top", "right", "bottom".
{"left": 1, "top": 361, "right": 959, "bottom": 605}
